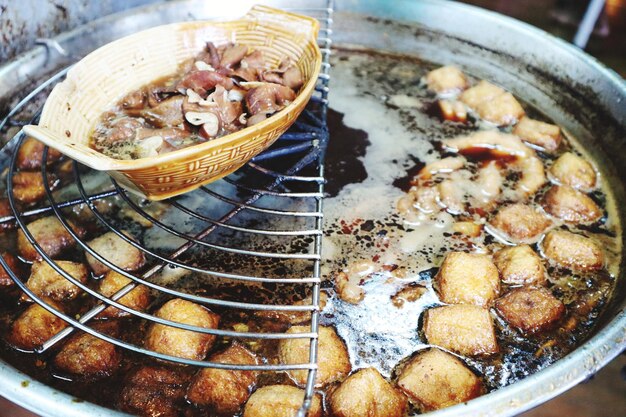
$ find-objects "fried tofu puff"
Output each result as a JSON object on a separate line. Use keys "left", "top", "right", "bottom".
{"left": 187, "top": 343, "right": 258, "bottom": 414}
{"left": 279, "top": 325, "right": 351, "bottom": 387}
{"left": 145, "top": 298, "right": 220, "bottom": 360}
{"left": 53, "top": 321, "right": 122, "bottom": 379}
{"left": 513, "top": 117, "right": 562, "bottom": 152}
{"left": 488, "top": 204, "right": 552, "bottom": 243}
{"left": 329, "top": 368, "right": 408, "bottom": 417}
{"left": 97, "top": 270, "right": 151, "bottom": 319}
{"left": 396, "top": 349, "right": 484, "bottom": 411}
{"left": 549, "top": 152, "right": 597, "bottom": 191}
{"left": 541, "top": 230, "right": 604, "bottom": 271}
{"left": 0, "top": 252, "right": 20, "bottom": 288}
{"left": 493, "top": 245, "right": 547, "bottom": 286}
{"left": 21, "top": 260, "right": 88, "bottom": 302}
{"left": 119, "top": 366, "right": 190, "bottom": 417}
{"left": 425, "top": 66, "right": 468, "bottom": 94}
{"left": 424, "top": 305, "right": 498, "bottom": 356}
{"left": 495, "top": 287, "right": 565, "bottom": 334}
{"left": 459, "top": 81, "right": 524, "bottom": 125}
{"left": 85, "top": 231, "right": 146, "bottom": 276}
{"left": 541, "top": 185, "right": 602, "bottom": 224}
{"left": 243, "top": 385, "right": 322, "bottom": 417}
{"left": 16, "top": 137, "right": 62, "bottom": 170}
{"left": 11, "top": 171, "right": 57, "bottom": 205}
{"left": 255, "top": 292, "right": 328, "bottom": 325}
{"left": 17, "top": 216, "right": 85, "bottom": 261}
{"left": 6, "top": 301, "right": 67, "bottom": 350}
{"left": 435, "top": 252, "right": 500, "bottom": 307}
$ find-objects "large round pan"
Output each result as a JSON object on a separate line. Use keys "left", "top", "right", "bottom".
{"left": 0, "top": 1, "right": 624, "bottom": 416}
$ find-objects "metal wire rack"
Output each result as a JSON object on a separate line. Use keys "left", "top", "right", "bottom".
{"left": 0, "top": 1, "right": 333, "bottom": 415}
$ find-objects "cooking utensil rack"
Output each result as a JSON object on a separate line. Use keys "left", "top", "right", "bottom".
{"left": 0, "top": 1, "right": 333, "bottom": 415}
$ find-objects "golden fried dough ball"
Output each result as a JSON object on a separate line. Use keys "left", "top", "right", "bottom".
{"left": 475, "top": 92, "right": 525, "bottom": 126}
{"left": 493, "top": 245, "right": 546, "bottom": 286}
{"left": 145, "top": 298, "right": 220, "bottom": 360}
{"left": 460, "top": 81, "right": 505, "bottom": 108}
{"left": 513, "top": 117, "right": 561, "bottom": 152}
{"left": 22, "top": 260, "right": 88, "bottom": 302}
{"left": 541, "top": 185, "right": 602, "bottom": 224}
{"left": 187, "top": 343, "right": 258, "bottom": 414}
{"left": 495, "top": 287, "right": 565, "bottom": 334}
{"left": 255, "top": 292, "right": 328, "bottom": 325}
{"left": 53, "top": 321, "right": 121, "bottom": 379}
{"left": 85, "top": 231, "right": 146, "bottom": 276}
{"left": 435, "top": 252, "right": 500, "bottom": 307}
{"left": 6, "top": 301, "right": 67, "bottom": 350}
{"left": 397, "top": 349, "right": 483, "bottom": 411}
{"left": 424, "top": 305, "right": 498, "bottom": 356}
{"left": 330, "top": 367, "right": 407, "bottom": 417}
{"left": 11, "top": 171, "right": 57, "bottom": 205}
{"left": 549, "top": 152, "right": 596, "bottom": 191}
{"left": 425, "top": 66, "right": 468, "bottom": 94}
{"left": 16, "top": 137, "right": 61, "bottom": 170}
{"left": 489, "top": 204, "right": 551, "bottom": 243}
{"left": 541, "top": 230, "right": 604, "bottom": 271}
{"left": 17, "top": 216, "right": 85, "bottom": 261}
{"left": 119, "top": 366, "right": 190, "bottom": 417}
{"left": 243, "top": 385, "right": 322, "bottom": 417}
{"left": 97, "top": 270, "right": 151, "bottom": 319}
{"left": 279, "top": 325, "right": 351, "bottom": 387}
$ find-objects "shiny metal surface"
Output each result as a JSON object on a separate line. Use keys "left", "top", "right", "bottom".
{"left": 0, "top": 1, "right": 624, "bottom": 416}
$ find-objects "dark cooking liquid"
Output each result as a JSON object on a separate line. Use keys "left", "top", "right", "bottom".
{"left": 0, "top": 48, "right": 621, "bottom": 416}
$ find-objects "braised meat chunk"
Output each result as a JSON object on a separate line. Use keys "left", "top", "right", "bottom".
{"left": 97, "top": 270, "right": 151, "bottom": 318}
{"left": 92, "top": 42, "right": 304, "bottom": 159}
{"left": 279, "top": 325, "right": 351, "bottom": 387}
{"left": 541, "top": 185, "right": 602, "bottom": 224}
{"left": 488, "top": 204, "right": 552, "bottom": 243}
{"left": 459, "top": 81, "right": 505, "bottom": 108}
{"left": 17, "top": 216, "right": 85, "bottom": 261}
{"left": 119, "top": 366, "right": 190, "bottom": 417}
{"left": 330, "top": 367, "right": 407, "bottom": 417}
{"left": 145, "top": 298, "right": 220, "bottom": 360}
{"left": 53, "top": 321, "right": 122, "bottom": 379}
{"left": 0, "top": 198, "right": 15, "bottom": 232}
{"left": 513, "top": 117, "right": 562, "bottom": 152}
{"left": 424, "top": 305, "right": 498, "bottom": 356}
{"left": 85, "top": 231, "right": 146, "bottom": 276}
{"left": 243, "top": 385, "right": 322, "bottom": 417}
{"left": 549, "top": 152, "right": 597, "bottom": 191}
{"left": 16, "top": 137, "right": 62, "bottom": 170}
{"left": 22, "top": 260, "right": 88, "bottom": 302}
{"left": 397, "top": 349, "right": 483, "bottom": 411}
{"left": 541, "top": 230, "right": 604, "bottom": 271}
{"left": 435, "top": 252, "right": 500, "bottom": 307}
{"left": 495, "top": 287, "right": 565, "bottom": 334}
{"left": 6, "top": 301, "right": 67, "bottom": 350}
{"left": 493, "top": 245, "right": 546, "bottom": 286}
{"left": 187, "top": 343, "right": 258, "bottom": 414}
{"left": 425, "top": 66, "right": 468, "bottom": 94}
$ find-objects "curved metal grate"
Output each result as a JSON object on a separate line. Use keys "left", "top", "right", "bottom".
{"left": 0, "top": 1, "right": 334, "bottom": 415}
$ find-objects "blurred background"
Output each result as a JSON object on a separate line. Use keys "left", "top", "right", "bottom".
{"left": 0, "top": 0, "right": 624, "bottom": 416}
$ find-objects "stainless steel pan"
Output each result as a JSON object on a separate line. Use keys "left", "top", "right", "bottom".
{"left": 0, "top": 1, "right": 624, "bottom": 416}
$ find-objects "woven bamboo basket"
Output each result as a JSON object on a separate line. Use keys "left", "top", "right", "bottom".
{"left": 23, "top": 5, "right": 321, "bottom": 200}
